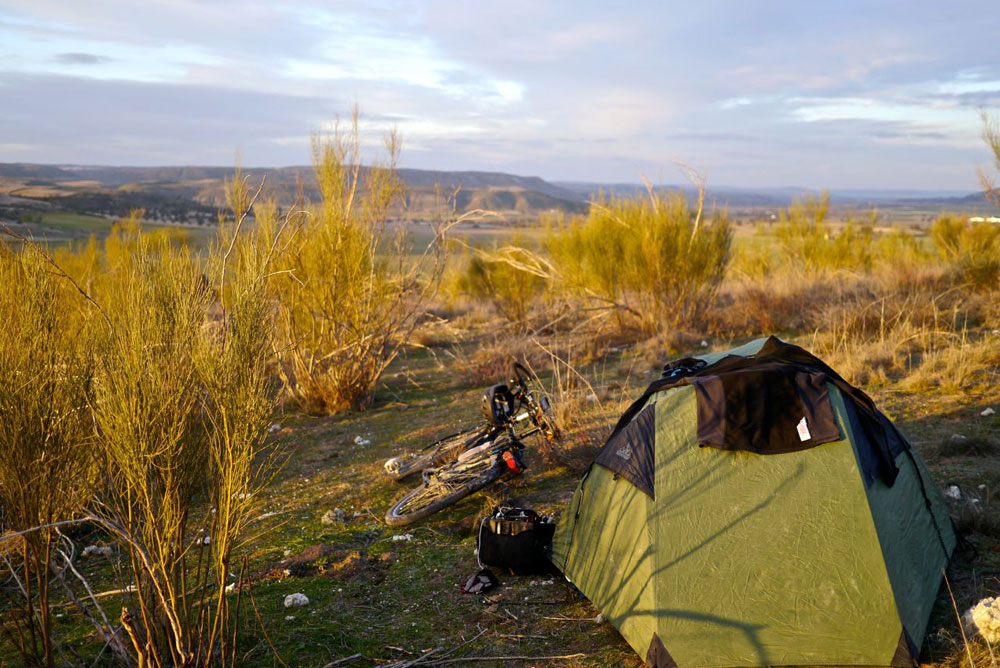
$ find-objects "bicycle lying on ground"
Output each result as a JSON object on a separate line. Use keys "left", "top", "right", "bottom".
{"left": 383, "top": 362, "right": 559, "bottom": 527}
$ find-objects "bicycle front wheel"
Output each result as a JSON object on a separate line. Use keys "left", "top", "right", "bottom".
{"left": 383, "top": 426, "right": 486, "bottom": 481}
{"left": 384, "top": 452, "right": 504, "bottom": 527}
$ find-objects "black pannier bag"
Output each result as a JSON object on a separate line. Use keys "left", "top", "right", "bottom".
{"left": 477, "top": 507, "right": 556, "bottom": 575}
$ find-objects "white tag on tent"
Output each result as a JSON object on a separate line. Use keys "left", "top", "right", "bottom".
{"left": 796, "top": 417, "right": 811, "bottom": 442}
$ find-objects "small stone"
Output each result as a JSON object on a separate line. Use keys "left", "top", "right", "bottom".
{"left": 82, "top": 545, "right": 113, "bottom": 558}
{"left": 321, "top": 508, "right": 346, "bottom": 524}
{"left": 391, "top": 533, "right": 413, "bottom": 542}
{"left": 945, "top": 485, "right": 962, "bottom": 501}
{"left": 594, "top": 613, "right": 604, "bottom": 624}
{"left": 700, "top": 340, "right": 709, "bottom": 347}
{"left": 981, "top": 407, "right": 996, "bottom": 417}
{"left": 950, "top": 434, "right": 967, "bottom": 441}
{"left": 283, "top": 592, "right": 309, "bottom": 608}
{"left": 269, "top": 423, "right": 283, "bottom": 433}
{"left": 354, "top": 435, "right": 371, "bottom": 446}
{"left": 285, "top": 615, "right": 295, "bottom": 621}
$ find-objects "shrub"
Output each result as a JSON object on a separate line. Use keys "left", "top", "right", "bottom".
{"left": 87, "top": 200, "right": 284, "bottom": 666}
{"left": 931, "top": 214, "right": 1000, "bottom": 289}
{"left": 0, "top": 242, "right": 95, "bottom": 667}
{"left": 274, "top": 114, "right": 445, "bottom": 413}
{"left": 451, "top": 234, "right": 548, "bottom": 326}
{"left": 773, "top": 191, "right": 879, "bottom": 272}
{"left": 543, "top": 190, "right": 731, "bottom": 335}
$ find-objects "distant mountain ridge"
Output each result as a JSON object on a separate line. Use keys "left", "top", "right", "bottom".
{"left": 553, "top": 181, "right": 980, "bottom": 207}
{"left": 0, "top": 163, "right": 991, "bottom": 218}
{"left": 0, "top": 163, "right": 589, "bottom": 220}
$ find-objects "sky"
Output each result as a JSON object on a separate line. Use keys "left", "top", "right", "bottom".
{"left": 1, "top": 1, "right": 999, "bottom": 190}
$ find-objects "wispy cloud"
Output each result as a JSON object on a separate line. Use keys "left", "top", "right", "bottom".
{"left": 0, "top": 1, "right": 997, "bottom": 189}
{"left": 53, "top": 52, "right": 109, "bottom": 65}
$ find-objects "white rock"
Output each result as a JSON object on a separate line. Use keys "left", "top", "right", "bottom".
{"left": 391, "top": 533, "right": 413, "bottom": 542}
{"left": 82, "top": 545, "right": 113, "bottom": 558}
{"left": 700, "top": 340, "right": 709, "bottom": 347}
{"left": 202, "top": 536, "right": 211, "bottom": 545}
{"left": 269, "top": 423, "right": 283, "bottom": 433}
{"left": 322, "top": 508, "right": 346, "bottom": 524}
{"left": 283, "top": 593, "right": 310, "bottom": 608}
{"left": 963, "top": 597, "right": 1000, "bottom": 644}
{"left": 945, "top": 485, "right": 962, "bottom": 501}
{"left": 594, "top": 613, "right": 604, "bottom": 624}
{"left": 951, "top": 434, "right": 968, "bottom": 441}
{"left": 285, "top": 615, "right": 296, "bottom": 621}
{"left": 982, "top": 407, "right": 996, "bottom": 417}
{"left": 354, "top": 435, "right": 371, "bottom": 446}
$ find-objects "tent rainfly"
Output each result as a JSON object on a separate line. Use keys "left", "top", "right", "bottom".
{"left": 552, "top": 336, "right": 955, "bottom": 668}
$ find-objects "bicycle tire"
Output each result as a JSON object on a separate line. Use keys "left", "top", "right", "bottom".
{"left": 384, "top": 453, "right": 504, "bottom": 527}
{"left": 384, "top": 426, "right": 487, "bottom": 481}
{"left": 511, "top": 362, "right": 561, "bottom": 441}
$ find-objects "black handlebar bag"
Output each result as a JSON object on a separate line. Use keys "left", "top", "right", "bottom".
{"left": 477, "top": 507, "right": 556, "bottom": 575}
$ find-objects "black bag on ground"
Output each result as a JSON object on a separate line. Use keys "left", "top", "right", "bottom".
{"left": 477, "top": 507, "right": 556, "bottom": 575}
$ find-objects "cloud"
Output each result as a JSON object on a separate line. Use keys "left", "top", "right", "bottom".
{"left": 0, "top": 1, "right": 997, "bottom": 189}
{"left": 53, "top": 52, "right": 109, "bottom": 65}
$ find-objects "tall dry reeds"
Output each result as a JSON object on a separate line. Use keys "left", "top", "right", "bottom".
{"left": 0, "top": 241, "right": 95, "bottom": 667}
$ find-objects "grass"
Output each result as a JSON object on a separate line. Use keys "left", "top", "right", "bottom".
{"left": 225, "top": 346, "right": 643, "bottom": 667}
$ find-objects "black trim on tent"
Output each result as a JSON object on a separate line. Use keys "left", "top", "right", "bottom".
{"left": 593, "top": 404, "right": 655, "bottom": 498}
{"left": 890, "top": 628, "right": 918, "bottom": 667}
{"left": 842, "top": 399, "right": 907, "bottom": 488}
{"left": 646, "top": 633, "right": 678, "bottom": 668}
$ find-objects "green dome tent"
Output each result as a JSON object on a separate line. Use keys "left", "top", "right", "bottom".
{"left": 551, "top": 337, "right": 955, "bottom": 668}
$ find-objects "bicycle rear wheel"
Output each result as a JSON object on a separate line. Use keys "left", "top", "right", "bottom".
{"left": 383, "top": 426, "right": 487, "bottom": 481}
{"left": 385, "top": 450, "right": 504, "bottom": 527}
